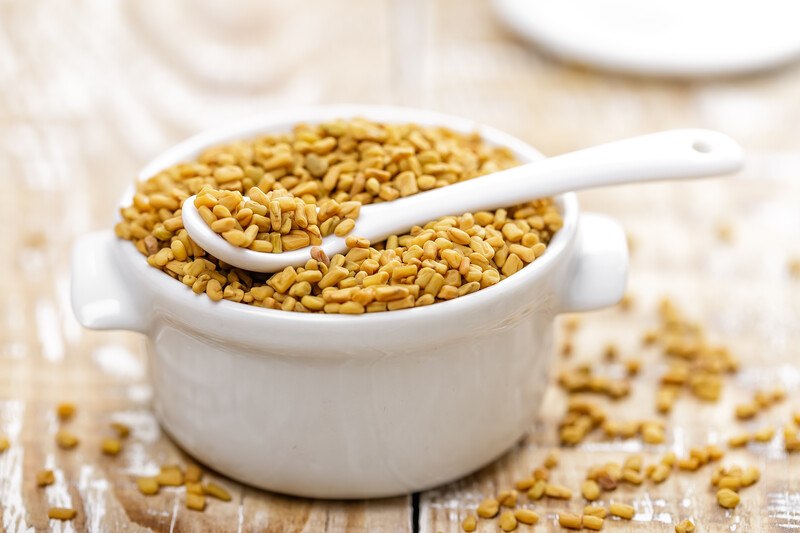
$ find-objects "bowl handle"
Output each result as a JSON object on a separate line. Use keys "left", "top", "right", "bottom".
{"left": 557, "top": 212, "right": 629, "bottom": 313}
{"left": 71, "top": 231, "right": 147, "bottom": 333}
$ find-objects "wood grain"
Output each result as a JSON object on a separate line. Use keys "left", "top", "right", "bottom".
{"left": 2, "top": 0, "right": 800, "bottom": 531}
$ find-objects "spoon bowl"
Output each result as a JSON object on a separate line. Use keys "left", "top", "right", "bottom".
{"left": 182, "top": 128, "right": 743, "bottom": 272}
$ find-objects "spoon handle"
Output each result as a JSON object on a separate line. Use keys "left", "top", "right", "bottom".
{"left": 359, "top": 128, "right": 743, "bottom": 235}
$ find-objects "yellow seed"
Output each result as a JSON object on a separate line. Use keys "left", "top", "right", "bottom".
{"left": 137, "top": 477, "right": 159, "bottom": 495}
{"left": 497, "top": 489, "right": 518, "bottom": 508}
{"left": 186, "top": 481, "right": 204, "bottom": 495}
{"left": 728, "top": 433, "right": 750, "bottom": 448}
{"left": 205, "top": 482, "right": 232, "bottom": 502}
{"left": 101, "top": 438, "right": 122, "bottom": 456}
{"left": 558, "top": 512, "right": 582, "bottom": 529}
{"left": 110, "top": 422, "right": 130, "bottom": 438}
{"left": 735, "top": 402, "right": 758, "bottom": 420}
{"left": 56, "top": 402, "right": 76, "bottom": 420}
{"left": 741, "top": 466, "right": 760, "bottom": 487}
{"left": 716, "top": 488, "right": 740, "bottom": 509}
{"left": 582, "top": 514, "right": 604, "bottom": 530}
{"left": 36, "top": 470, "right": 55, "bottom": 487}
{"left": 583, "top": 505, "right": 608, "bottom": 518}
{"left": 476, "top": 497, "right": 499, "bottom": 519}
{"left": 717, "top": 476, "right": 741, "bottom": 491}
{"left": 157, "top": 467, "right": 184, "bottom": 486}
{"left": 622, "top": 468, "right": 643, "bottom": 485}
{"left": 461, "top": 514, "right": 477, "bottom": 532}
{"left": 515, "top": 477, "right": 536, "bottom": 491}
{"left": 186, "top": 492, "right": 206, "bottom": 511}
{"left": 609, "top": 502, "right": 635, "bottom": 519}
{"left": 544, "top": 449, "right": 559, "bottom": 469}
{"left": 544, "top": 483, "right": 572, "bottom": 499}
{"left": 56, "top": 430, "right": 79, "bottom": 450}
{"left": 185, "top": 464, "right": 202, "bottom": 483}
{"left": 581, "top": 479, "right": 600, "bottom": 501}
{"left": 527, "top": 479, "right": 546, "bottom": 500}
{"left": 0, "top": 436, "right": 8, "bottom": 452}
{"left": 753, "top": 426, "right": 775, "bottom": 442}
{"left": 499, "top": 510, "right": 518, "bottom": 531}
{"left": 513, "top": 509, "right": 539, "bottom": 525}
{"left": 650, "top": 464, "right": 671, "bottom": 484}
{"left": 48, "top": 507, "right": 77, "bottom": 520}
{"left": 675, "top": 519, "right": 696, "bottom": 533}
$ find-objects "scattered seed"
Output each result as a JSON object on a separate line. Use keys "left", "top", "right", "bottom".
{"left": 205, "top": 482, "right": 232, "bottom": 502}
{"left": 513, "top": 509, "right": 539, "bottom": 525}
{"left": 559, "top": 512, "right": 583, "bottom": 529}
{"left": 186, "top": 492, "right": 206, "bottom": 511}
{"left": 477, "top": 497, "right": 499, "bottom": 518}
{"left": 55, "top": 430, "right": 79, "bottom": 450}
{"left": 716, "top": 488, "right": 740, "bottom": 509}
{"left": 48, "top": 507, "right": 77, "bottom": 521}
{"left": 461, "top": 514, "right": 477, "bottom": 532}
{"left": 582, "top": 514, "right": 604, "bottom": 530}
{"left": 675, "top": 519, "right": 696, "bottom": 533}
{"left": 609, "top": 502, "right": 635, "bottom": 519}
{"left": 36, "top": 470, "right": 55, "bottom": 487}
{"left": 499, "top": 510, "right": 518, "bottom": 531}
{"left": 137, "top": 477, "right": 159, "bottom": 495}
{"left": 101, "top": 438, "right": 122, "bottom": 456}
{"left": 56, "top": 403, "right": 76, "bottom": 420}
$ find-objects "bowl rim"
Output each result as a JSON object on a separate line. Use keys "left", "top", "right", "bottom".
{"left": 118, "top": 104, "right": 579, "bottom": 329}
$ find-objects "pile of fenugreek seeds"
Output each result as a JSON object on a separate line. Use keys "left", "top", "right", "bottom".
{"left": 0, "top": 403, "right": 233, "bottom": 521}
{"left": 114, "top": 119, "right": 562, "bottom": 313}
{"left": 459, "top": 297, "right": 800, "bottom": 532}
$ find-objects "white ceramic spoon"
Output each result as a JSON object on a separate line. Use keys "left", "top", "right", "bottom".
{"left": 182, "top": 129, "right": 743, "bottom": 273}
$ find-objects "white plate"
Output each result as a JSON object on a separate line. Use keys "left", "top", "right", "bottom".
{"left": 492, "top": 0, "right": 800, "bottom": 77}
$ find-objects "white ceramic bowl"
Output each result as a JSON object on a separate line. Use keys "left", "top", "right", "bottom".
{"left": 70, "top": 105, "right": 628, "bottom": 498}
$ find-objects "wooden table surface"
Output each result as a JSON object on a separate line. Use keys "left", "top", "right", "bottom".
{"left": 2, "top": 1, "right": 800, "bottom": 531}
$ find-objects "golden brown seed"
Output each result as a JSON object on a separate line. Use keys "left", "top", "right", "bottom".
{"left": 728, "top": 433, "right": 750, "bottom": 448}
{"left": 48, "top": 508, "right": 77, "bottom": 521}
{"left": 583, "top": 506, "right": 608, "bottom": 518}
{"left": 186, "top": 492, "right": 206, "bottom": 511}
{"left": 110, "top": 422, "right": 130, "bottom": 438}
{"left": 515, "top": 477, "right": 536, "bottom": 491}
{"left": 205, "top": 482, "right": 232, "bottom": 502}
{"left": 499, "top": 510, "right": 518, "bottom": 532}
{"left": 137, "top": 477, "right": 159, "bottom": 495}
{"left": 157, "top": 466, "right": 184, "bottom": 486}
{"left": 513, "top": 509, "right": 539, "bottom": 525}
{"left": 544, "top": 483, "right": 572, "bottom": 499}
{"left": 735, "top": 402, "right": 758, "bottom": 420}
{"left": 675, "top": 519, "right": 696, "bottom": 533}
{"left": 650, "top": 464, "right": 671, "bottom": 484}
{"left": 185, "top": 464, "right": 202, "bottom": 483}
{"left": 476, "top": 497, "right": 500, "bottom": 518}
{"left": 544, "top": 450, "right": 559, "bottom": 469}
{"left": 56, "top": 430, "right": 79, "bottom": 449}
{"left": 527, "top": 479, "right": 546, "bottom": 500}
{"left": 497, "top": 489, "right": 518, "bottom": 508}
{"left": 582, "top": 479, "right": 600, "bottom": 501}
{"left": 716, "top": 488, "right": 740, "bottom": 509}
{"left": 101, "top": 438, "right": 122, "bottom": 456}
{"left": 558, "top": 512, "right": 582, "bottom": 529}
{"left": 753, "top": 426, "right": 775, "bottom": 442}
{"left": 582, "top": 515, "right": 604, "bottom": 530}
{"left": 0, "top": 436, "right": 9, "bottom": 453}
{"left": 609, "top": 502, "right": 635, "bottom": 519}
{"left": 741, "top": 466, "right": 760, "bottom": 487}
{"left": 461, "top": 514, "right": 477, "bottom": 532}
{"left": 56, "top": 402, "right": 76, "bottom": 420}
{"left": 36, "top": 470, "right": 55, "bottom": 487}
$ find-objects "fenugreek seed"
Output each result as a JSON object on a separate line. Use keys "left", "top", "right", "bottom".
{"left": 678, "top": 458, "right": 700, "bottom": 472}
{"left": 753, "top": 426, "right": 775, "bottom": 442}
{"left": 211, "top": 217, "right": 238, "bottom": 233}
{"left": 544, "top": 450, "right": 559, "bottom": 468}
{"left": 185, "top": 464, "right": 202, "bottom": 483}
{"left": 101, "top": 438, "right": 122, "bottom": 456}
{"left": 498, "top": 489, "right": 518, "bottom": 508}
{"left": 582, "top": 515, "right": 604, "bottom": 530}
{"left": 205, "top": 482, "right": 232, "bottom": 502}
{"left": 735, "top": 402, "right": 758, "bottom": 420}
{"left": 527, "top": 479, "right": 546, "bottom": 500}
{"left": 157, "top": 467, "right": 183, "bottom": 486}
{"left": 622, "top": 468, "right": 643, "bottom": 485}
{"left": 499, "top": 510, "right": 518, "bottom": 531}
{"left": 137, "top": 477, "right": 159, "bottom": 495}
{"left": 48, "top": 507, "right": 77, "bottom": 521}
{"left": 675, "top": 519, "right": 696, "bottom": 533}
{"left": 583, "top": 505, "right": 608, "bottom": 518}
{"left": 515, "top": 477, "right": 536, "bottom": 491}
{"left": 706, "top": 445, "right": 724, "bottom": 461}
{"left": 56, "top": 402, "right": 76, "bottom": 420}
{"left": 728, "top": 434, "right": 750, "bottom": 448}
{"left": 650, "top": 464, "right": 671, "bottom": 484}
{"left": 186, "top": 492, "right": 206, "bottom": 511}
{"left": 513, "top": 509, "right": 539, "bottom": 525}
{"left": 716, "top": 488, "right": 740, "bottom": 509}
{"left": 582, "top": 479, "right": 600, "bottom": 501}
{"left": 717, "top": 475, "right": 741, "bottom": 491}
{"left": 558, "top": 512, "right": 582, "bottom": 529}
{"left": 741, "top": 466, "right": 760, "bottom": 487}
{"left": 609, "top": 502, "right": 635, "bottom": 519}
{"left": 461, "top": 514, "right": 477, "bottom": 532}
{"left": 186, "top": 482, "right": 204, "bottom": 495}
{"left": 37, "top": 470, "right": 55, "bottom": 486}
{"left": 56, "top": 430, "right": 79, "bottom": 449}
{"left": 206, "top": 279, "right": 223, "bottom": 301}
{"left": 476, "top": 497, "right": 499, "bottom": 518}
{"left": 544, "top": 483, "right": 572, "bottom": 499}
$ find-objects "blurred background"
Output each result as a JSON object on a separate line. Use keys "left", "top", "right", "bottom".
{"left": 2, "top": 1, "right": 800, "bottom": 531}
